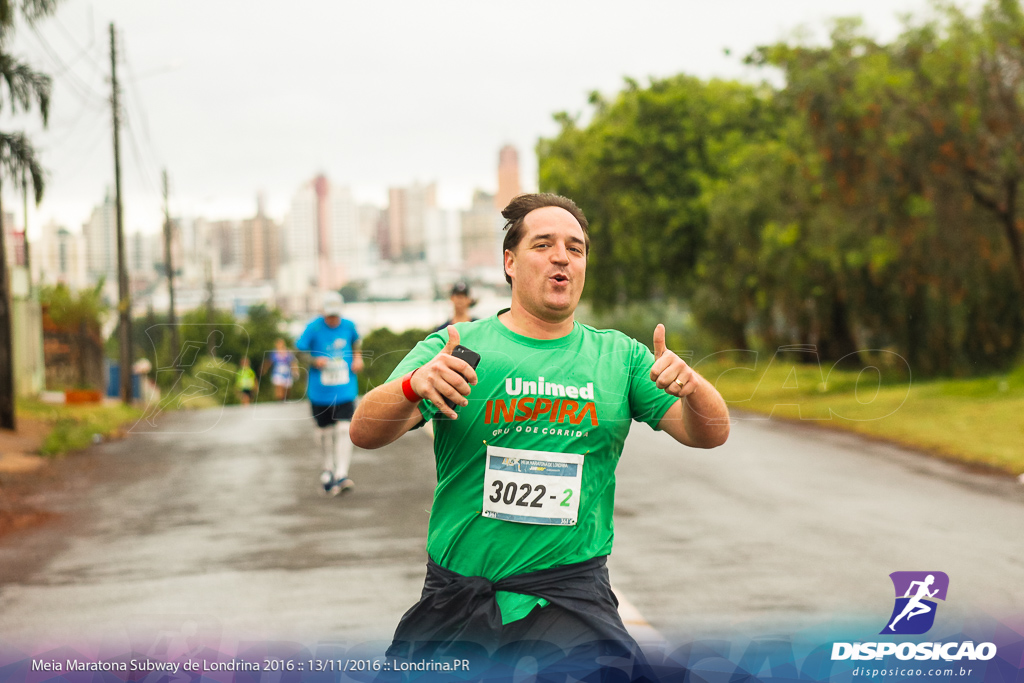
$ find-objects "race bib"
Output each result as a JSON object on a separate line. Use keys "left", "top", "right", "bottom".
{"left": 320, "top": 359, "right": 349, "bottom": 386}
{"left": 481, "top": 445, "right": 584, "bottom": 526}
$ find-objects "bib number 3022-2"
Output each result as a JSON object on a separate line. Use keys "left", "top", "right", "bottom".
{"left": 481, "top": 445, "right": 584, "bottom": 526}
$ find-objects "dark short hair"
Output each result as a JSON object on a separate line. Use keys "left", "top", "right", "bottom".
{"left": 500, "top": 193, "right": 590, "bottom": 285}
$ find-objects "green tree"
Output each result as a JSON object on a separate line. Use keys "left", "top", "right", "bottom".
{"left": 748, "top": 7, "right": 1024, "bottom": 373}
{"left": 358, "top": 327, "right": 430, "bottom": 396}
{"left": 39, "top": 281, "right": 107, "bottom": 331}
{"left": 538, "top": 75, "right": 780, "bottom": 307}
{"left": 888, "top": 0, "right": 1024, "bottom": 291}
{"left": 40, "top": 281, "right": 108, "bottom": 389}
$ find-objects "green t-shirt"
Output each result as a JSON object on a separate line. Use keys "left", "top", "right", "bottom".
{"left": 236, "top": 366, "right": 256, "bottom": 391}
{"left": 387, "top": 311, "right": 678, "bottom": 623}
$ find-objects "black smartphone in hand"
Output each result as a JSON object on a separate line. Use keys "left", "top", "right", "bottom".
{"left": 445, "top": 345, "right": 481, "bottom": 410}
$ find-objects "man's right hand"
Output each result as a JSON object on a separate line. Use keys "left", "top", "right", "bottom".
{"left": 410, "top": 325, "right": 478, "bottom": 420}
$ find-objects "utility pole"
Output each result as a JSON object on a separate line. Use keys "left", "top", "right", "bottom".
{"left": 0, "top": 177, "right": 14, "bottom": 430}
{"left": 204, "top": 256, "right": 215, "bottom": 356}
{"left": 110, "top": 23, "right": 133, "bottom": 405}
{"left": 21, "top": 167, "right": 31, "bottom": 290}
{"left": 162, "top": 169, "right": 179, "bottom": 362}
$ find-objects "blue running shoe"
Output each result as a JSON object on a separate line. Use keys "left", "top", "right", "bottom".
{"left": 330, "top": 477, "right": 354, "bottom": 496}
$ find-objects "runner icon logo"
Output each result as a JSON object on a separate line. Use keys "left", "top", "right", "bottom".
{"left": 881, "top": 571, "right": 949, "bottom": 635}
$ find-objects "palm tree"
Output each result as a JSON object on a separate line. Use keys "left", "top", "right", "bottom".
{"left": 0, "top": 0, "right": 59, "bottom": 430}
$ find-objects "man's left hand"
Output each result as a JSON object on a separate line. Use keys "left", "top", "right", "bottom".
{"left": 650, "top": 323, "right": 697, "bottom": 398}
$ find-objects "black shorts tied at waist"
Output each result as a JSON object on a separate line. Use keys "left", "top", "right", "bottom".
{"left": 386, "top": 555, "right": 638, "bottom": 657}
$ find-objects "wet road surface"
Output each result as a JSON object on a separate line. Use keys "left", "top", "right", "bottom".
{"left": 1, "top": 402, "right": 1021, "bottom": 651}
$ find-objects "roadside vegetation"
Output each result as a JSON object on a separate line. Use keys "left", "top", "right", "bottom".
{"left": 698, "top": 355, "right": 1024, "bottom": 476}
{"left": 16, "top": 398, "right": 142, "bottom": 457}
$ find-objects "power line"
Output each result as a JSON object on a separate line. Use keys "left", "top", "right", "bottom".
{"left": 41, "top": 108, "right": 108, "bottom": 166}
{"left": 119, "top": 39, "right": 163, "bottom": 170}
{"left": 123, "top": 115, "right": 161, "bottom": 196}
{"left": 26, "top": 24, "right": 106, "bottom": 109}
{"left": 51, "top": 13, "right": 106, "bottom": 78}
{"left": 115, "top": 33, "right": 166, "bottom": 213}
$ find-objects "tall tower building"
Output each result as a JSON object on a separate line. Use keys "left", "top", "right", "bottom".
{"left": 314, "top": 174, "right": 332, "bottom": 290}
{"left": 385, "top": 187, "right": 405, "bottom": 261}
{"left": 207, "top": 219, "right": 243, "bottom": 281}
{"left": 328, "top": 185, "right": 364, "bottom": 285}
{"left": 241, "top": 194, "right": 280, "bottom": 282}
{"left": 495, "top": 144, "right": 521, "bottom": 210}
{"left": 278, "top": 175, "right": 366, "bottom": 306}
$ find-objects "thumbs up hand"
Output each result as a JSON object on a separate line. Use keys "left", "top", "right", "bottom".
{"left": 409, "top": 325, "right": 478, "bottom": 419}
{"left": 441, "top": 324, "right": 460, "bottom": 355}
{"left": 649, "top": 323, "right": 697, "bottom": 398}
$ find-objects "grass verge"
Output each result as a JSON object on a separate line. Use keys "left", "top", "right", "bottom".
{"left": 697, "top": 354, "right": 1024, "bottom": 476}
{"left": 16, "top": 398, "right": 144, "bottom": 456}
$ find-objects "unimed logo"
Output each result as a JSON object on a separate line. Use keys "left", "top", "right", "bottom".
{"left": 881, "top": 571, "right": 949, "bottom": 635}
{"left": 830, "top": 571, "right": 998, "bottom": 663}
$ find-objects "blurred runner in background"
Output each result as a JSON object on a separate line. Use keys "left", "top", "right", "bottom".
{"left": 433, "top": 280, "right": 478, "bottom": 332}
{"left": 266, "top": 338, "right": 297, "bottom": 401}
{"left": 296, "top": 293, "right": 363, "bottom": 496}
{"left": 234, "top": 357, "right": 256, "bottom": 405}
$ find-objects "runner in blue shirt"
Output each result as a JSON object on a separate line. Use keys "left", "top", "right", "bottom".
{"left": 296, "top": 292, "right": 363, "bottom": 496}
{"left": 266, "top": 338, "right": 297, "bottom": 401}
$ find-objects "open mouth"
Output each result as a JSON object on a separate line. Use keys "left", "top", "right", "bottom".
{"left": 550, "top": 273, "right": 569, "bottom": 284}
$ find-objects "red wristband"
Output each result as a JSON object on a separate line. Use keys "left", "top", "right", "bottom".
{"left": 401, "top": 369, "right": 421, "bottom": 403}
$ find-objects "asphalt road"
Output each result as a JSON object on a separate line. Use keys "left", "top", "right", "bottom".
{"left": 0, "top": 401, "right": 1021, "bottom": 653}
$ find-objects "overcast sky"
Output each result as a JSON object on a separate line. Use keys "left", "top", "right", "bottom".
{"left": 5, "top": 0, "right": 983, "bottom": 238}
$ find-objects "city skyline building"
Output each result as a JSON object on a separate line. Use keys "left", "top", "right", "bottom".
{"left": 32, "top": 221, "right": 87, "bottom": 290}
{"left": 241, "top": 195, "right": 281, "bottom": 283}
{"left": 127, "top": 230, "right": 157, "bottom": 279}
{"left": 2, "top": 211, "right": 26, "bottom": 272}
{"left": 82, "top": 190, "right": 117, "bottom": 288}
{"left": 462, "top": 189, "right": 504, "bottom": 271}
{"left": 208, "top": 218, "right": 245, "bottom": 282}
{"left": 280, "top": 180, "right": 319, "bottom": 293}
{"left": 425, "top": 208, "right": 462, "bottom": 270}
{"left": 24, "top": 142, "right": 521, "bottom": 319}
{"left": 276, "top": 175, "right": 381, "bottom": 314}
{"left": 495, "top": 144, "right": 521, "bottom": 210}
{"left": 387, "top": 182, "right": 436, "bottom": 261}
{"left": 327, "top": 184, "right": 360, "bottom": 286}
{"left": 313, "top": 175, "right": 331, "bottom": 291}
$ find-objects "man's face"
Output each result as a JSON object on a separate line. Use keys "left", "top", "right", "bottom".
{"left": 452, "top": 294, "right": 472, "bottom": 315}
{"left": 324, "top": 314, "right": 341, "bottom": 328}
{"left": 504, "top": 206, "right": 587, "bottom": 322}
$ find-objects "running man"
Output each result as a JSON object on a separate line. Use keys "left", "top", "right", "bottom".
{"left": 350, "top": 193, "right": 730, "bottom": 670}
{"left": 296, "top": 292, "right": 363, "bottom": 496}
{"left": 889, "top": 574, "right": 938, "bottom": 631}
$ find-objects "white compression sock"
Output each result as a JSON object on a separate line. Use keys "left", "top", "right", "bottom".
{"left": 319, "top": 426, "right": 335, "bottom": 473}
{"left": 333, "top": 421, "right": 353, "bottom": 480}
